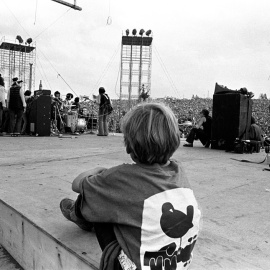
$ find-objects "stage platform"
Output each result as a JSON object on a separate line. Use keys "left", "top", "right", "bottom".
{"left": 0, "top": 133, "right": 269, "bottom": 270}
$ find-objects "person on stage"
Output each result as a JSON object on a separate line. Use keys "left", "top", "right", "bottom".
{"left": 0, "top": 73, "right": 6, "bottom": 133}
{"left": 51, "top": 91, "right": 64, "bottom": 133}
{"left": 53, "top": 91, "right": 63, "bottom": 109}
{"left": 72, "top": 97, "right": 81, "bottom": 112}
{"left": 7, "top": 78, "right": 26, "bottom": 136}
{"left": 183, "top": 109, "right": 212, "bottom": 148}
{"left": 63, "top": 93, "right": 73, "bottom": 108}
{"left": 60, "top": 102, "right": 201, "bottom": 270}
{"left": 249, "top": 116, "right": 264, "bottom": 143}
{"left": 21, "top": 90, "right": 32, "bottom": 135}
{"left": 95, "top": 87, "right": 109, "bottom": 136}
{"left": 248, "top": 116, "right": 265, "bottom": 151}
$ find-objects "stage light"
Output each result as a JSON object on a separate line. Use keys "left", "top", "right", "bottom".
{"left": 132, "top": 29, "right": 137, "bottom": 36}
{"left": 126, "top": 29, "right": 129, "bottom": 36}
{"left": 139, "top": 29, "right": 145, "bottom": 36}
{"left": 26, "top": 38, "right": 33, "bottom": 45}
{"left": 145, "top": 30, "right": 152, "bottom": 36}
{"left": 16, "top": 35, "right": 24, "bottom": 44}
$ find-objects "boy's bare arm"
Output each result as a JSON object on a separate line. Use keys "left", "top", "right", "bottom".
{"left": 72, "top": 167, "right": 107, "bottom": 193}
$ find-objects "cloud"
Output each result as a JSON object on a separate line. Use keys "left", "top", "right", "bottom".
{"left": 1, "top": 0, "right": 270, "bottom": 99}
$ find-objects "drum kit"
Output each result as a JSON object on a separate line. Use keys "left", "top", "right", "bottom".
{"left": 64, "top": 109, "right": 88, "bottom": 133}
{"left": 51, "top": 98, "right": 98, "bottom": 135}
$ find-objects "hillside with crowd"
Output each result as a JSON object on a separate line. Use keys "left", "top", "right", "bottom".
{"left": 108, "top": 97, "right": 270, "bottom": 136}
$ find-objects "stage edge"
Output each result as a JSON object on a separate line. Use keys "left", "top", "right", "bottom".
{"left": 0, "top": 199, "right": 98, "bottom": 270}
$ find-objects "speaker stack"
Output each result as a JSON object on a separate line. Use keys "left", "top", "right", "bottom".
{"left": 211, "top": 93, "right": 252, "bottom": 150}
{"left": 29, "top": 90, "right": 51, "bottom": 136}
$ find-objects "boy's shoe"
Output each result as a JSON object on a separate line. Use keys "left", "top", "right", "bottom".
{"left": 60, "top": 198, "right": 93, "bottom": 231}
{"left": 183, "top": 143, "right": 193, "bottom": 147}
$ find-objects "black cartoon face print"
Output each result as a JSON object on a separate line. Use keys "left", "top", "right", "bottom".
{"left": 144, "top": 203, "right": 197, "bottom": 269}
{"left": 160, "top": 203, "right": 194, "bottom": 239}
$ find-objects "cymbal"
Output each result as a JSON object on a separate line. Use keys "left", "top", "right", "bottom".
{"left": 179, "top": 121, "right": 193, "bottom": 126}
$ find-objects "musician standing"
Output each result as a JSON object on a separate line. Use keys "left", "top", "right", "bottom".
{"left": 95, "top": 87, "right": 109, "bottom": 136}
{"left": 7, "top": 78, "right": 26, "bottom": 136}
{"left": 21, "top": 90, "right": 32, "bottom": 135}
{"left": 52, "top": 91, "right": 63, "bottom": 132}
{"left": 53, "top": 91, "right": 63, "bottom": 108}
{"left": 0, "top": 73, "right": 6, "bottom": 133}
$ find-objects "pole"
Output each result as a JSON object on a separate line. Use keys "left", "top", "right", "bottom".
{"left": 119, "top": 39, "right": 123, "bottom": 116}
{"left": 138, "top": 37, "right": 143, "bottom": 98}
{"left": 128, "top": 39, "right": 133, "bottom": 110}
{"left": 29, "top": 63, "right": 33, "bottom": 91}
{"left": 51, "top": 0, "right": 82, "bottom": 11}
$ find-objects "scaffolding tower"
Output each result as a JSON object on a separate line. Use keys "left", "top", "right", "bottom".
{"left": 0, "top": 36, "right": 36, "bottom": 92}
{"left": 120, "top": 31, "right": 153, "bottom": 108}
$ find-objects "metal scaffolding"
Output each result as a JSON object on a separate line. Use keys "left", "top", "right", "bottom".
{"left": 120, "top": 33, "right": 153, "bottom": 108}
{"left": 0, "top": 37, "right": 36, "bottom": 92}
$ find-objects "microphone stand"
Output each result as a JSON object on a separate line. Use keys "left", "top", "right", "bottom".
{"left": 89, "top": 100, "right": 96, "bottom": 134}
{"left": 51, "top": 103, "right": 64, "bottom": 136}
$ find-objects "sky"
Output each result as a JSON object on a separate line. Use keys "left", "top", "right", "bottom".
{"left": 1, "top": 0, "right": 270, "bottom": 100}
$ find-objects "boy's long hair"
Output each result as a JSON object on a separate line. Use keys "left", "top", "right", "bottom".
{"left": 121, "top": 103, "right": 180, "bottom": 165}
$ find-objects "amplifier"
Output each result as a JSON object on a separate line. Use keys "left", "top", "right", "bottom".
{"left": 34, "top": 89, "right": 51, "bottom": 96}
{"left": 29, "top": 95, "right": 51, "bottom": 136}
{"left": 211, "top": 93, "right": 252, "bottom": 150}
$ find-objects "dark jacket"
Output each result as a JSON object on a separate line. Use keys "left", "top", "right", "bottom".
{"left": 0, "top": 76, "right": 4, "bottom": 87}
{"left": 9, "top": 85, "right": 23, "bottom": 110}
{"left": 202, "top": 115, "right": 212, "bottom": 138}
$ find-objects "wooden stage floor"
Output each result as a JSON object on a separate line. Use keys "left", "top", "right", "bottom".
{"left": 0, "top": 134, "right": 269, "bottom": 269}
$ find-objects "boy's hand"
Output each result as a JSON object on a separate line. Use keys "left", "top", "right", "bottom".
{"left": 72, "top": 167, "right": 107, "bottom": 193}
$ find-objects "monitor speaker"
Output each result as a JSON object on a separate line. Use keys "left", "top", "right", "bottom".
{"left": 29, "top": 95, "right": 51, "bottom": 136}
{"left": 211, "top": 93, "right": 252, "bottom": 150}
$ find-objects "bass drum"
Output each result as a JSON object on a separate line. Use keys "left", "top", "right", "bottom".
{"left": 64, "top": 112, "right": 78, "bottom": 133}
{"left": 77, "top": 118, "right": 86, "bottom": 132}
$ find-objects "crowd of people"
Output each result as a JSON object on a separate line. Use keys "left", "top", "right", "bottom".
{"left": 107, "top": 97, "right": 214, "bottom": 134}
{"left": 108, "top": 96, "right": 270, "bottom": 139}
{"left": 252, "top": 99, "right": 270, "bottom": 135}
{"left": 0, "top": 75, "right": 269, "bottom": 139}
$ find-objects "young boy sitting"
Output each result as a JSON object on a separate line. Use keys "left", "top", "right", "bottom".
{"left": 60, "top": 102, "right": 201, "bottom": 270}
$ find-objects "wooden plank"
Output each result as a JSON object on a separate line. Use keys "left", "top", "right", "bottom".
{"left": 0, "top": 135, "right": 270, "bottom": 269}
{"left": 0, "top": 200, "right": 98, "bottom": 270}
{"left": 0, "top": 245, "right": 23, "bottom": 270}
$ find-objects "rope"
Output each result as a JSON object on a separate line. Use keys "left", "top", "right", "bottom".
{"left": 230, "top": 155, "right": 267, "bottom": 164}
{"left": 3, "top": 0, "right": 76, "bottom": 96}
{"left": 34, "top": 0, "right": 38, "bottom": 25}
{"left": 230, "top": 154, "right": 270, "bottom": 172}
{"left": 58, "top": 74, "right": 78, "bottom": 97}
{"left": 114, "top": 57, "right": 121, "bottom": 98}
{"left": 34, "top": 8, "right": 71, "bottom": 40}
{"left": 106, "top": 0, "right": 112, "bottom": 25}
{"left": 37, "top": 48, "right": 78, "bottom": 96}
{"left": 153, "top": 45, "right": 181, "bottom": 99}
{"left": 36, "top": 54, "right": 52, "bottom": 90}
{"left": 3, "top": 0, "right": 31, "bottom": 37}
{"left": 92, "top": 42, "right": 120, "bottom": 95}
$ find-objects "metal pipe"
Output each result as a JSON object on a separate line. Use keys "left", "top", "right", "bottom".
{"left": 128, "top": 40, "right": 133, "bottom": 110}
{"left": 51, "top": 0, "right": 82, "bottom": 11}
{"left": 29, "top": 63, "right": 33, "bottom": 91}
